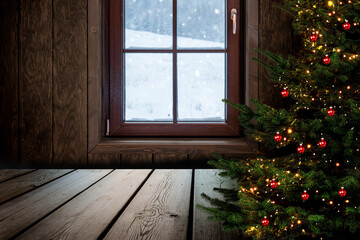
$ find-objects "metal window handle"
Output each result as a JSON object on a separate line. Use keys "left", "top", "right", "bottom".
{"left": 231, "top": 8, "right": 237, "bottom": 34}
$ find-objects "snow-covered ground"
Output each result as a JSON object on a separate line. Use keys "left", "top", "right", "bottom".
{"left": 125, "top": 29, "right": 226, "bottom": 122}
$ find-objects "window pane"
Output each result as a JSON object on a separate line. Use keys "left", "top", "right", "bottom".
{"left": 177, "top": 0, "right": 225, "bottom": 49}
{"left": 177, "top": 53, "right": 225, "bottom": 122}
{"left": 125, "top": 53, "right": 173, "bottom": 121}
{"left": 125, "top": 0, "right": 172, "bottom": 49}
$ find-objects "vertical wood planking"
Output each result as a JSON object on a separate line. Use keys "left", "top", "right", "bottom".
{"left": 0, "top": 0, "right": 19, "bottom": 165}
{"left": 259, "top": 0, "right": 293, "bottom": 106}
{"left": 17, "top": 170, "right": 152, "bottom": 240}
{"left": 53, "top": 0, "right": 87, "bottom": 167}
{"left": 104, "top": 170, "right": 192, "bottom": 240}
{"left": 88, "top": 0, "right": 102, "bottom": 151}
{"left": 20, "top": 0, "right": 52, "bottom": 165}
{"left": 193, "top": 169, "right": 239, "bottom": 239}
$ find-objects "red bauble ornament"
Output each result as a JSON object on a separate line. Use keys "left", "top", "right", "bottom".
{"left": 270, "top": 179, "right": 278, "bottom": 189}
{"left": 301, "top": 190, "right": 309, "bottom": 201}
{"left": 297, "top": 144, "right": 305, "bottom": 154}
{"left": 343, "top": 20, "right": 351, "bottom": 30}
{"left": 323, "top": 55, "right": 331, "bottom": 65}
{"left": 327, "top": 107, "right": 335, "bottom": 117}
{"left": 274, "top": 132, "right": 282, "bottom": 142}
{"left": 261, "top": 216, "right": 269, "bottom": 226}
{"left": 281, "top": 88, "right": 289, "bottom": 98}
{"left": 338, "top": 187, "right": 347, "bottom": 197}
{"left": 319, "top": 138, "right": 327, "bottom": 148}
{"left": 310, "top": 32, "right": 318, "bottom": 42}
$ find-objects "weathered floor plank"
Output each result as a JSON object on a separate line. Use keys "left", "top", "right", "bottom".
{"left": 17, "top": 170, "right": 152, "bottom": 240}
{"left": 193, "top": 169, "right": 240, "bottom": 240}
{"left": 0, "top": 170, "right": 111, "bottom": 240}
{"left": 0, "top": 169, "right": 73, "bottom": 204}
{"left": 0, "top": 169, "right": 35, "bottom": 183}
{"left": 104, "top": 169, "right": 192, "bottom": 240}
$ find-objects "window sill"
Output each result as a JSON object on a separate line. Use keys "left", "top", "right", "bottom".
{"left": 89, "top": 137, "right": 257, "bottom": 155}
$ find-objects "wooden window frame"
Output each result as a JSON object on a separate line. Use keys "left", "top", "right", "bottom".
{"left": 108, "top": 0, "right": 242, "bottom": 137}
{"left": 88, "top": 0, "right": 259, "bottom": 155}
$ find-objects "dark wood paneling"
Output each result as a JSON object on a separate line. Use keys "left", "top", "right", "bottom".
{"left": 88, "top": 153, "right": 121, "bottom": 168}
{"left": 0, "top": 0, "right": 18, "bottom": 165}
{"left": 154, "top": 153, "right": 189, "bottom": 168}
{"left": 259, "top": 0, "right": 293, "bottom": 106}
{"left": 20, "top": 0, "right": 52, "bottom": 165}
{"left": 120, "top": 154, "right": 153, "bottom": 168}
{"left": 53, "top": 0, "right": 87, "bottom": 167}
{"left": 189, "top": 154, "right": 215, "bottom": 168}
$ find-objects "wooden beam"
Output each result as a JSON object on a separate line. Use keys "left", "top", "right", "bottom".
{"left": 104, "top": 170, "right": 192, "bottom": 240}
{"left": 0, "top": 169, "right": 35, "bottom": 183}
{"left": 52, "top": 0, "right": 87, "bottom": 167}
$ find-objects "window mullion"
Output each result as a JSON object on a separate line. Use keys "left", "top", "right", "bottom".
{"left": 173, "top": 0, "right": 177, "bottom": 124}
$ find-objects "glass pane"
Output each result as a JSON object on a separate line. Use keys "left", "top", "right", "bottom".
{"left": 125, "top": 53, "right": 173, "bottom": 121}
{"left": 125, "top": 0, "right": 173, "bottom": 49}
{"left": 177, "top": 0, "right": 225, "bottom": 49}
{"left": 177, "top": 53, "right": 225, "bottom": 121}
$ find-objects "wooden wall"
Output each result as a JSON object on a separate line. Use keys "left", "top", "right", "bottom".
{"left": 0, "top": 0, "right": 293, "bottom": 168}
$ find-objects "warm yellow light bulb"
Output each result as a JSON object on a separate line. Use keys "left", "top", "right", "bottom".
{"left": 297, "top": 220, "right": 302, "bottom": 224}
{"left": 288, "top": 128, "right": 293, "bottom": 134}
{"left": 307, "top": 144, "right": 311, "bottom": 149}
{"left": 329, "top": 201, "right": 333, "bottom": 205}
{"left": 328, "top": 1, "right": 334, "bottom": 6}
{"left": 336, "top": 163, "right": 340, "bottom": 167}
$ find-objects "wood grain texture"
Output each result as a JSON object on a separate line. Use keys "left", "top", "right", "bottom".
{"left": 259, "top": 0, "right": 293, "bottom": 106}
{"left": 17, "top": 170, "right": 151, "bottom": 240}
{"left": 189, "top": 153, "right": 215, "bottom": 168}
{"left": 121, "top": 154, "right": 153, "bottom": 168}
{"left": 19, "top": 0, "right": 52, "bottom": 165}
{"left": 52, "top": 0, "right": 87, "bottom": 167}
{"left": 104, "top": 169, "right": 192, "bottom": 240}
{"left": 193, "top": 169, "right": 239, "bottom": 240}
{"left": 0, "top": 170, "right": 111, "bottom": 240}
{"left": 0, "top": 0, "right": 19, "bottom": 165}
{"left": 91, "top": 138, "right": 255, "bottom": 155}
{"left": 154, "top": 153, "right": 188, "bottom": 168}
{"left": 0, "top": 169, "right": 35, "bottom": 183}
{"left": 87, "top": 153, "right": 121, "bottom": 168}
{"left": 88, "top": 0, "right": 103, "bottom": 152}
{"left": 0, "top": 169, "right": 73, "bottom": 204}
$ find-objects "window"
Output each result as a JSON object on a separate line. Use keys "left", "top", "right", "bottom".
{"left": 107, "top": 0, "right": 243, "bottom": 136}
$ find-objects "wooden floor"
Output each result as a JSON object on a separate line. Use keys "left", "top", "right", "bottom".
{"left": 0, "top": 169, "right": 239, "bottom": 240}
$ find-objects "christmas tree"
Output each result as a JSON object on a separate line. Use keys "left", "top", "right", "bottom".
{"left": 199, "top": 1, "right": 360, "bottom": 239}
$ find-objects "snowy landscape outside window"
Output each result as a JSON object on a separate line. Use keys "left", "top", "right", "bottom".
{"left": 108, "top": 0, "right": 242, "bottom": 136}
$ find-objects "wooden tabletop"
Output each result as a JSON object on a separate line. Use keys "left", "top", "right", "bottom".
{"left": 0, "top": 169, "right": 239, "bottom": 240}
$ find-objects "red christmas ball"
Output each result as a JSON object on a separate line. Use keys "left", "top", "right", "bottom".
{"left": 322, "top": 55, "right": 331, "bottom": 65}
{"left": 343, "top": 20, "right": 351, "bottom": 30}
{"left": 301, "top": 190, "right": 309, "bottom": 201}
{"left": 281, "top": 88, "right": 289, "bottom": 98}
{"left": 319, "top": 138, "right": 327, "bottom": 148}
{"left": 274, "top": 132, "right": 282, "bottom": 142}
{"left": 297, "top": 144, "right": 305, "bottom": 154}
{"left": 310, "top": 32, "right": 318, "bottom": 42}
{"left": 261, "top": 216, "right": 269, "bottom": 226}
{"left": 327, "top": 107, "right": 335, "bottom": 117}
{"left": 270, "top": 179, "right": 278, "bottom": 189}
{"left": 338, "top": 187, "right": 347, "bottom": 197}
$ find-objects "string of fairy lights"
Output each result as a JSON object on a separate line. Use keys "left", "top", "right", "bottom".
{"left": 241, "top": 0, "right": 360, "bottom": 236}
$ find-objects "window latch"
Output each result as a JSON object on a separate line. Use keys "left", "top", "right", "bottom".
{"left": 231, "top": 8, "right": 237, "bottom": 35}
